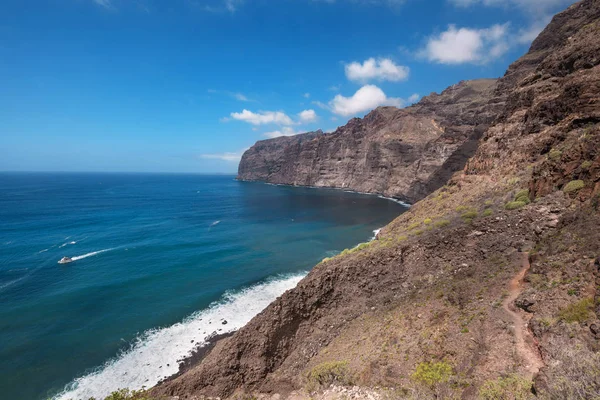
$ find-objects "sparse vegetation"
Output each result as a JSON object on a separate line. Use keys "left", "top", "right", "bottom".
{"left": 434, "top": 220, "right": 450, "bottom": 228}
{"left": 482, "top": 208, "right": 493, "bottom": 217}
{"left": 306, "top": 361, "right": 353, "bottom": 391}
{"left": 423, "top": 218, "right": 433, "bottom": 225}
{"left": 461, "top": 210, "right": 478, "bottom": 223}
{"left": 549, "top": 148, "right": 562, "bottom": 161}
{"left": 514, "top": 189, "right": 530, "bottom": 204}
{"left": 505, "top": 201, "right": 526, "bottom": 210}
{"left": 411, "top": 361, "right": 453, "bottom": 388}
{"left": 542, "top": 344, "right": 600, "bottom": 399}
{"left": 581, "top": 160, "right": 592, "bottom": 170}
{"left": 563, "top": 180, "right": 585, "bottom": 193}
{"left": 94, "top": 389, "right": 155, "bottom": 400}
{"left": 558, "top": 297, "right": 594, "bottom": 323}
{"left": 479, "top": 374, "right": 534, "bottom": 400}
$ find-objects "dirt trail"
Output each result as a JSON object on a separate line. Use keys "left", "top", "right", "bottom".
{"left": 503, "top": 252, "right": 544, "bottom": 376}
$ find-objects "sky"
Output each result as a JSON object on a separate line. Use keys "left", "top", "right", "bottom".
{"left": 0, "top": 0, "right": 576, "bottom": 173}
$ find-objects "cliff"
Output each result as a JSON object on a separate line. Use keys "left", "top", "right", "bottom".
{"left": 153, "top": 1, "right": 600, "bottom": 399}
{"left": 238, "top": 79, "right": 501, "bottom": 203}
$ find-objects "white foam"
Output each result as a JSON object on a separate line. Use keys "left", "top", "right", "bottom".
{"left": 371, "top": 228, "right": 381, "bottom": 241}
{"left": 71, "top": 248, "right": 115, "bottom": 261}
{"left": 377, "top": 195, "right": 411, "bottom": 207}
{"left": 210, "top": 220, "right": 221, "bottom": 227}
{"left": 52, "top": 272, "right": 306, "bottom": 400}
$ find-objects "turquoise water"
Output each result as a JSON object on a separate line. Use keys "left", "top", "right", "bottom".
{"left": 0, "top": 173, "right": 407, "bottom": 400}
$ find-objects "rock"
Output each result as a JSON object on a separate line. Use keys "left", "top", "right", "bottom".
{"left": 515, "top": 291, "right": 536, "bottom": 312}
{"left": 222, "top": 320, "right": 228, "bottom": 325}
{"left": 590, "top": 323, "right": 599, "bottom": 336}
{"left": 238, "top": 80, "right": 500, "bottom": 204}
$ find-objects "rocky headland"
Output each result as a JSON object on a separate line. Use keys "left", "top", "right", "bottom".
{"left": 151, "top": 1, "right": 600, "bottom": 399}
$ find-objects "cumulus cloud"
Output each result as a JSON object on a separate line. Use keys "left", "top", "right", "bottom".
{"left": 345, "top": 58, "right": 409, "bottom": 82}
{"left": 422, "top": 23, "right": 509, "bottom": 64}
{"left": 329, "top": 85, "right": 403, "bottom": 116}
{"left": 298, "top": 109, "right": 318, "bottom": 123}
{"left": 263, "top": 127, "right": 301, "bottom": 139}
{"left": 230, "top": 109, "right": 293, "bottom": 126}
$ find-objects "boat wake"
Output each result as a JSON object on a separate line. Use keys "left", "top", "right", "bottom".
{"left": 71, "top": 248, "right": 115, "bottom": 261}
{"left": 52, "top": 272, "right": 306, "bottom": 400}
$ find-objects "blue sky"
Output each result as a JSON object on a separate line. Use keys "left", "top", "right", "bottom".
{"left": 0, "top": 0, "right": 575, "bottom": 173}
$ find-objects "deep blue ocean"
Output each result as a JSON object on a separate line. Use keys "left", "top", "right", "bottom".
{"left": 0, "top": 173, "right": 407, "bottom": 400}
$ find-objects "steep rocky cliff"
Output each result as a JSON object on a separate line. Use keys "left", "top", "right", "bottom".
{"left": 238, "top": 79, "right": 501, "bottom": 203}
{"left": 154, "top": 1, "right": 600, "bottom": 399}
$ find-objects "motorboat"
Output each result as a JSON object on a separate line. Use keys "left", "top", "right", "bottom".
{"left": 58, "top": 256, "right": 74, "bottom": 264}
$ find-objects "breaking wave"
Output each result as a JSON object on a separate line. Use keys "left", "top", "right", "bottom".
{"left": 52, "top": 272, "right": 306, "bottom": 400}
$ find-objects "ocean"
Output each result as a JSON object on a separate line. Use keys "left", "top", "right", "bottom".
{"left": 0, "top": 173, "right": 407, "bottom": 400}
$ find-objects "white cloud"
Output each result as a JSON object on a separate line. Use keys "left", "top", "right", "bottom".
{"left": 312, "top": 100, "right": 330, "bottom": 110}
{"left": 233, "top": 93, "right": 249, "bottom": 101}
{"left": 304, "top": 93, "right": 311, "bottom": 98}
{"left": 329, "top": 85, "right": 403, "bottom": 116}
{"left": 298, "top": 109, "right": 318, "bottom": 123}
{"left": 345, "top": 58, "right": 409, "bottom": 82}
{"left": 422, "top": 23, "right": 509, "bottom": 64}
{"left": 263, "top": 127, "right": 301, "bottom": 139}
{"left": 328, "top": 85, "right": 341, "bottom": 92}
{"left": 449, "top": 0, "right": 573, "bottom": 12}
{"left": 408, "top": 93, "right": 420, "bottom": 103}
{"left": 199, "top": 152, "right": 243, "bottom": 162}
{"left": 93, "top": 0, "right": 112, "bottom": 8}
{"left": 230, "top": 109, "right": 293, "bottom": 126}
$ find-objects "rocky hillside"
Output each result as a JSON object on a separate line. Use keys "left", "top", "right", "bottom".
{"left": 153, "top": 1, "right": 600, "bottom": 399}
{"left": 238, "top": 79, "right": 501, "bottom": 203}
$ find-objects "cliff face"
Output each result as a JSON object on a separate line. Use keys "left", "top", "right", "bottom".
{"left": 238, "top": 79, "right": 501, "bottom": 203}
{"left": 154, "top": 1, "right": 600, "bottom": 399}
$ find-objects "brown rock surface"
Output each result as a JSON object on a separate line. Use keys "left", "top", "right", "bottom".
{"left": 153, "top": 1, "right": 600, "bottom": 399}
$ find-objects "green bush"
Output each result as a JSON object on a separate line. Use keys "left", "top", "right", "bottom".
{"left": 411, "top": 361, "right": 453, "bottom": 387}
{"left": 505, "top": 201, "right": 526, "bottom": 210}
{"left": 479, "top": 374, "right": 534, "bottom": 400}
{"left": 563, "top": 180, "right": 585, "bottom": 193}
{"left": 549, "top": 148, "right": 562, "bottom": 161}
{"left": 306, "top": 361, "right": 352, "bottom": 391}
{"left": 559, "top": 297, "right": 594, "bottom": 323}
{"left": 514, "top": 189, "right": 530, "bottom": 204}
{"left": 461, "top": 210, "right": 478, "bottom": 222}
{"left": 98, "top": 389, "right": 155, "bottom": 400}
{"left": 434, "top": 220, "right": 450, "bottom": 228}
{"left": 423, "top": 218, "right": 433, "bottom": 225}
{"left": 581, "top": 160, "right": 593, "bottom": 170}
{"left": 482, "top": 208, "right": 493, "bottom": 217}
{"left": 408, "top": 222, "right": 421, "bottom": 231}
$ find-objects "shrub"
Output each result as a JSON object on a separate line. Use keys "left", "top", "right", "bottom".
{"left": 482, "top": 209, "right": 493, "bottom": 217}
{"left": 581, "top": 160, "right": 593, "bottom": 170}
{"left": 101, "top": 389, "right": 155, "bottom": 400}
{"left": 397, "top": 235, "right": 408, "bottom": 242}
{"left": 423, "top": 218, "right": 433, "bottom": 225}
{"left": 563, "top": 180, "right": 585, "bottom": 193}
{"left": 411, "top": 361, "right": 453, "bottom": 388}
{"left": 549, "top": 148, "right": 562, "bottom": 161}
{"left": 479, "top": 374, "right": 534, "bottom": 400}
{"left": 461, "top": 210, "right": 478, "bottom": 222}
{"left": 514, "top": 189, "right": 530, "bottom": 204}
{"left": 455, "top": 205, "right": 468, "bottom": 212}
{"left": 306, "top": 361, "right": 352, "bottom": 391}
{"left": 408, "top": 222, "right": 421, "bottom": 230}
{"left": 505, "top": 201, "right": 526, "bottom": 210}
{"left": 558, "top": 297, "right": 594, "bottom": 323}
{"left": 434, "top": 220, "right": 450, "bottom": 228}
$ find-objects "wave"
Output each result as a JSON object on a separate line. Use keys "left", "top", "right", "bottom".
{"left": 59, "top": 241, "right": 77, "bottom": 249}
{"left": 210, "top": 220, "right": 221, "bottom": 227}
{"left": 377, "top": 195, "right": 411, "bottom": 207}
{"left": 52, "top": 272, "right": 306, "bottom": 400}
{"left": 71, "top": 248, "right": 115, "bottom": 261}
{"left": 371, "top": 228, "right": 381, "bottom": 241}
